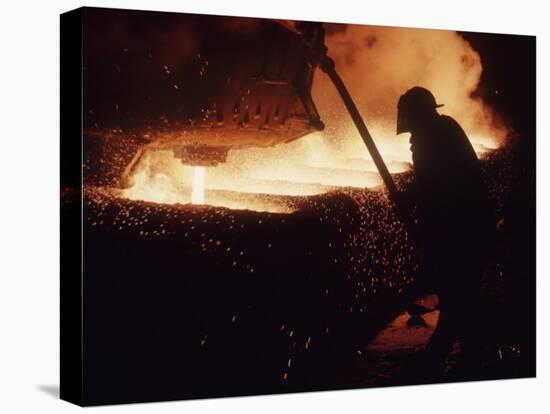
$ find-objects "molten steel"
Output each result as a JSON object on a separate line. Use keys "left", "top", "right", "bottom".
{"left": 121, "top": 130, "right": 496, "bottom": 213}
{"left": 191, "top": 166, "right": 206, "bottom": 204}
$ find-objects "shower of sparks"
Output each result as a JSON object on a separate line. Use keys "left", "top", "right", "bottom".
{"left": 79, "top": 144, "right": 516, "bottom": 386}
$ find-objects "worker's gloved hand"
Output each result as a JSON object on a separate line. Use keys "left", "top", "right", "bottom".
{"left": 389, "top": 190, "right": 420, "bottom": 243}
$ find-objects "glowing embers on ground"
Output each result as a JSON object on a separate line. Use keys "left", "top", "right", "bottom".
{"left": 191, "top": 166, "right": 206, "bottom": 204}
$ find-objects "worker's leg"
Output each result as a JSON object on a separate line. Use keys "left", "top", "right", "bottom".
{"left": 419, "top": 242, "right": 467, "bottom": 374}
{"left": 422, "top": 291, "right": 457, "bottom": 367}
{"left": 400, "top": 232, "right": 460, "bottom": 379}
{"left": 398, "top": 291, "right": 454, "bottom": 382}
{"left": 449, "top": 265, "right": 485, "bottom": 376}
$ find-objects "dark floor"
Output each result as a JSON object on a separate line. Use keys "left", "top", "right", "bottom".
{"left": 64, "top": 145, "right": 535, "bottom": 405}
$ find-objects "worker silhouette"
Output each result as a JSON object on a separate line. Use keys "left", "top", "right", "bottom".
{"left": 395, "top": 86, "right": 493, "bottom": 381}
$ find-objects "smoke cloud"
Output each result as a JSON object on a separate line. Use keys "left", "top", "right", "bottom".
{"left": 312, "top": 24, "right": 507, "bottom": 161}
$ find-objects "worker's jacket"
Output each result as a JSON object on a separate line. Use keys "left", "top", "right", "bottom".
{"left": 408, "top": 114, "right": 492, "bottom": 250}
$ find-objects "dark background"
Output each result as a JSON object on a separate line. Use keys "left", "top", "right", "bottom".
{"left": 462, "top": 31, "right": 536, "bottom": 142}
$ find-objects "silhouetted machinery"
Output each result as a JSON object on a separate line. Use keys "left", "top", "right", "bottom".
{"left": 83, "top": 9, "right": 398, "bottom": 199}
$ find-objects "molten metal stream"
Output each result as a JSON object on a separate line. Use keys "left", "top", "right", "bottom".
{"left": 191, "top": 166, "right": 206, "bottom": 204}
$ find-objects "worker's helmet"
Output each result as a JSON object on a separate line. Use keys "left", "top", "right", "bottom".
{"left": 396, "top": 86, "right": 444, "bottom": 134}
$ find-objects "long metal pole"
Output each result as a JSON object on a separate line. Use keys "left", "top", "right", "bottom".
{"left": 319, "top": 56, "right": 399, "bottom": 201}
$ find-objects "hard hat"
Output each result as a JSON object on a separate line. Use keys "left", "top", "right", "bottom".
{"left": 396, "top": 86, "right": 444, "bottom": 134}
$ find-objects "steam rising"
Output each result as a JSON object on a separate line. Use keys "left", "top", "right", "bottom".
{"left": 313, "top": 24, "right": 507, "bottom": 158}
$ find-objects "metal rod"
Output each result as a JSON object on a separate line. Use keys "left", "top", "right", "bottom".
{"left": 320, "top": 56, "right": 399, "bottom": 201}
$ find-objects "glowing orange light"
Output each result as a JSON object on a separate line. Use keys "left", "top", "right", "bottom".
{"left": 117, "top": 25, "right": 508, "bottom": 213}
{"left": 191, "top": 166, "right": 206, "bottom": 204}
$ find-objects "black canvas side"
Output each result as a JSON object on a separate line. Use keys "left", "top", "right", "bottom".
{"left": 60, "top": 7, "right": 84, "bottom": 406}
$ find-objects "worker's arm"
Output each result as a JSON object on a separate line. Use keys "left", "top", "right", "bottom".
{"left": 391, "top": 184, "right": 417, "bottom": 222}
